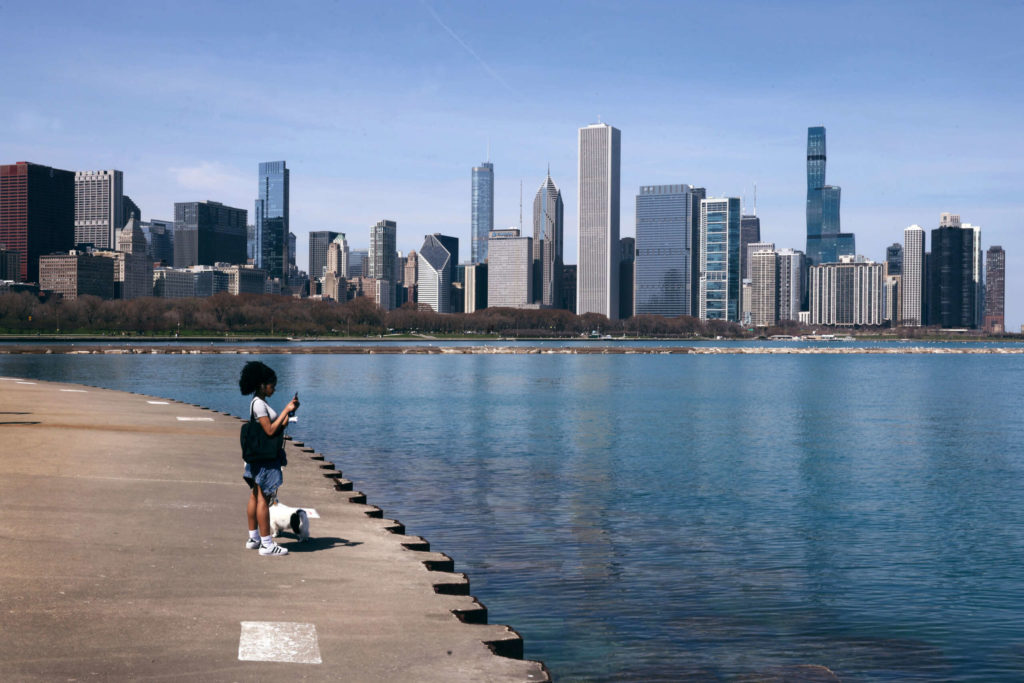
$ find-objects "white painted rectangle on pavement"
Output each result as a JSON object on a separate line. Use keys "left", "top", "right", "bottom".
{"left": 238, "top": 621, "right": 322, "bottom": 664}
{"left": 16, "top": 381, "right": 36, "bottom": 385}
{"left": 147, "top": 400, "right": 170, "bottom": 405}
{"left": 60, "top": 389, "right": 88, "bottom": 393}
{"left": 176, "top": 416, "right": 214, "bottom": 421}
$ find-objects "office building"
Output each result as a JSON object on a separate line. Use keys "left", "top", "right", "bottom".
{"left": 471, "top": 161, "right": 494, "bottom": 263}
{"left": 348, "top": 249, "right": 367, "bottom": 279}
{"left": 432, "top": 234, "right": 459, "bottom": 279}
{"left": 309, "top": 230, "right": 340, "bottom": 280}
{"left": 689, "top": 186, "right": 706, "bottom": 317}
{"left": 634, "top": 184, "right": 694, "bottom": 317}
{"left": 403, "top": 250, "right": 418, "bottom": 304}
{"left": 927, "top": 213, "right": 979, "bottom": 328}
{"left": 561, "top": 264, "right": 577, "bottom": 312}
{"left": 0, "top": 161, "right": 75, "bottom": 282}
{"left": 619, "top": 237, "right": 634, "bottom": 319}
{"left": 226, "top": 264, "right": 268, "bottom": 295}
{"left": 740, "top": 214, "right": 761, "bottom": 280}
{"left": 326, "top": 234, "right": 348, "bottom": 277}
{"left": 745, "top": 241, "right": 774, "bottom": 285}
{"left": 965, "top": 222, "right": 984, "bottom": 329}
{"left": 40, "top": 251, "right": 115, "bottom": 300}
{"left": 488, "top": 228, "right": 533, "bottom": 308}
{"left": 74, "top": 169, "right": 123, "bottom": 249}
{"left": 464, "top": 262, "right": 487, "bottom": 313}
{"left": 418, "top": 234, "right": 451, "bottom": 313}
{"left": 255, "top": 161, "right": 289, "bottom": 280}
{"left": 141, "top": 219, "right": 174, "bottom": 265}
{"left": 577, "top": 122, "right": 621, "bottom": 319}
{"left": 532, "top": 172, "right": 564, "bottom": 308}
{"left": 886, "top": 243, "right": 903, "bottom": 276}
{"left": 805, "top": 127, "right": 855, "bottom": 265}
{"left": 173, "top": 200, "right": 247, "bottom": 267}
{"left": 698, "top": 197, "right": 741, "bottom": 321}
{"left": 0, "top": 247, "right": 19, "bottom": 280}
{"left": 153, "top": 267, "right": 195, "bottom": 298}
{"left": 984, "top": 245, "right": 1005, "bottom": 333}
{"left": 776, "top": 248, "right": 804, "bottom": 322}
{"left": 113, "top": 212, "right": 153, "bottom": 299}
{"left": 809, "top": 255, "right": 885, "bottom": 326}
{"left": 901, "top": 225, "right": 925, "bottom": 326}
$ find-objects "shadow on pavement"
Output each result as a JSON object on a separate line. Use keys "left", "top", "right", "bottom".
{"left": 281, "top": 536, "right": 363, "bottom": 552}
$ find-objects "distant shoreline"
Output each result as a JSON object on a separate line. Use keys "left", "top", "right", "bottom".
{"left": 1, "top": 344, "right": 1022, "bottom": 355}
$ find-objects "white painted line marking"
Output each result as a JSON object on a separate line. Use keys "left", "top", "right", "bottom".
{"left": 147, "top": 400, "right": 170, "bottom": 405}
{"left": 176, "top": 416, "right": 214, "bottom": 421}
{"left": 60, "top": 389, "right": 88, "bottom": 393}
{"left": 0, "top": 377, "right": 21, "bottom": 381}
{"left": 238, "top": 621, "right": 322, "bottom": 664}
{"left": 16, "top": 381, "right": 36, "bottom": 385}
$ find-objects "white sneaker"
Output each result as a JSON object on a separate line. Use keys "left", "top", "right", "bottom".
{"left": 245, "top": 536, "right": 261, "bottom": 550}
{"left": 259, "top": 543, "right": 289, "bottom": 556}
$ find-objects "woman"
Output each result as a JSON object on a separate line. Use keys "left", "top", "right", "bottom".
{"left": 238, "top": 361, "right": 299, "bottom": 557}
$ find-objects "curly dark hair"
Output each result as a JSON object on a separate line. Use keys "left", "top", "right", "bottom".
{"left": 239, "top": 361, "right": 277, "bottom": 395}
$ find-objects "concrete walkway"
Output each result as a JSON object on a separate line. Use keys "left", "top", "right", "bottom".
{"left": 0, "top": 376, "right": 549, "bottom": 682}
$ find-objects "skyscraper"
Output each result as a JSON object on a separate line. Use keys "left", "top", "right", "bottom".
{"left": 0, "top": 161, "right": 75, "bottom": 283}
{"left": 901, "top": 225, "right": 925, "bottom": 326}
{"left": 74, "top": 169, "right": 123, "bottom": 249}
{"left": 776, "top": 248, "right": 805, "bottom": 322}
{"left": 471, "top": 161, "right": 494, "bottom": 264}
{"left": 928, "top": 213, "right": 979, "bottom": 328}
{"left": 886, "top": 243, "right": 903, "bottom": 276}
{"left": 173, "top": 201, "right": 247, "bottom": 267}
{"left": 255, "top": 161, "right": 289, "bottom": 280}
{"left": 532, "top": 172, "right": 563, "bottom": 308}
{"left": 309, "top": 230, "right": 340, "bottom": 280}
{"left": 699, "top": 197, "right": 741, "bottom": 321}
{"left": 634, "top": 184, "right": 694, "bottom": 317}
{"left": 750, "top": 248, "right": 777, "bottom": 327}
{"left": 984, "top": 245, "right": 1005, "bottom": 333}
{"left": 577, "top": 122, "right": 620, "bottom": 319}
{"left": 141, "top": 219, "right": 174, "bottom": 265}
{"left": 739, "top": 213, "right": 761, "bottom": 280}
{"left": 488, "top": 228, "right": 532, "bottom": 308}
{"left": 418, "top": 234, "right": 451, "bottom": 313}
{"left": 805, "top": 127, "right": 854, "bottom": 265}
{"left": 809, "top": 255, "right": 885, "bottom": 326}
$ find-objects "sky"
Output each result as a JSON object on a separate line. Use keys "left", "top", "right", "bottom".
{"left": 3, "top": 0, "right": 1023, "bottom": 327}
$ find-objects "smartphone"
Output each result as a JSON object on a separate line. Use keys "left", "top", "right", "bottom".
{"left": 289, "top": 392, "right": 299, "bottom": 422}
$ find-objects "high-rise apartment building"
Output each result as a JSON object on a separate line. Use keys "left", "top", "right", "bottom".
{"left": 809, "top": 255, "right": 885, "bottom": 326}
{"left": 533, "top": 172, "right": 564, "bottom": 308}
{"left": 928, "top": 213, "right": 979, "bottom": 328}
{"left": 255, "top": 161, "right": 289, "bottom": 280}
{"left": 698, "top": 197, "right": 741, "bottom": 321}
{"left": 776, "top": 248, "right": 804, "bottom": 322}
{"left": 173, "top": 201, "right": 247, "bottom": 267}
{"left": 745, "top": 241, "right": 774, "bottom": 285}
{"left": 0, "top": 161, "right": 75, "bottom": 283}
{"left": 488, "top": 228, "right": 533, "bottom": 308}
{"left": 750, "top": 248, "right": 777, "bottom": 327}
{"left": 418, "top": 234, "right": 451, "bottom": 313}
{"left": 740, "top": 214, "right": 761, "bottom": 280}
{"left": 471, "top": 161, "right": 494, "bottom": 264}
{"left": 984, "top": 245, "right": 1005, "bottom": 333}
{"left": 634, "top": 184, "right": 694, "bottom": 317}
{"left": 74, "top": 169, "right": 123, "bottom": 249}
{"left": 805, "top": 127, "right": 855, "bottom": 265}
{"left": 368, "top": 219, "right": 397, "bottom": 310}
{"left": 577, "top": 122, "right": 620, "bottom": 319}
{"left": 309, "top": 230, "right": 340, "bottom": 280}
{"left": 884, "top": 275, "right": 901, "bottom": 325}
{"left": 901, "top": 225, "right": 925, "bottom": 326}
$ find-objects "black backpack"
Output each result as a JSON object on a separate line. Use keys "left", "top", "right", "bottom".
{"left": 240, "top": 398, "right": 283, "bottom": 463}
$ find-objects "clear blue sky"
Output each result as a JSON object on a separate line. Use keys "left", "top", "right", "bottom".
{"left": 3, "top": 1, "right": 1022, "bottom": 327}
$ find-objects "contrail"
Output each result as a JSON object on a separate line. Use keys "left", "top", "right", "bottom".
{"left": 420, "top": 0, "right": 517, "bottom": 94}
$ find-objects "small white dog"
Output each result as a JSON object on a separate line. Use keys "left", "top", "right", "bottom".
{"left": 269, "top": 500, "right": 310, "bottom": 541}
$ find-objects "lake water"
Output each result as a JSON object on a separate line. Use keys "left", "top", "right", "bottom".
{"left": 3, "top": 346, "right": 1023, "bottom": 681}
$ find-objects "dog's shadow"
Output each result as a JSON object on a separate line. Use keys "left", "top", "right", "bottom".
{"left": 281, "top": 536, "right": 362, "bottom": 552}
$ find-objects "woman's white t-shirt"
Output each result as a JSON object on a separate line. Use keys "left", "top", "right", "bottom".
{"left": 251, "top": 397, "right": 277, "bottom": 421}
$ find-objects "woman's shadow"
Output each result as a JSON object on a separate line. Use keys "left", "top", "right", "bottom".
{"left": 281, "top": 536, "right": 362, "bottom": 552}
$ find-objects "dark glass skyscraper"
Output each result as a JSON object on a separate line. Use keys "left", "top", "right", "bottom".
{"left": 739, "top": 213, "right": 761, "bottom": 280}
{"left": 805, "top": 126, "right": 854, "bottom": 265}
{"left": 886, "top": 243, "right": 903, "bottom": 276}
{"left": 471, "top": 161, "right": 493, "bottom": 264}
{"left": 173, "top": 201, "right": 247, "bottom": 267}
{"left": 927, "top": 214, "right": 978, "bottom": 328}
{"left": 255, "top": 161, "right": 289, "bottom": 280}
{"left": 0, "top": 161, "right": 75, "bottom": 283}
{"left": 308, "top": 230, "right": 339, "bottom": 280}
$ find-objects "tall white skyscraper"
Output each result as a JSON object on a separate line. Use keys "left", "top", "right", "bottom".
{"left": 776, "top": 248, "right": 804, "bottom": 322}
{"left": 418, "top": 234, "right": 452, "bottom": 313}
{"left": 901, "top": 225, "right": 925, "bottom": 326}
{"left": 577, "top": 122, "right": 620, "bottom": 319}
{"left": 750, "top": 248, "right": 777, "bottom": 327}
{"left": 75, "top": 169, "right": 124, "bottom": 249}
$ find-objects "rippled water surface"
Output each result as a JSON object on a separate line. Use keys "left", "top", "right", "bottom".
{"left": 3, "top": 350, "right": 1023, "bottom": 681}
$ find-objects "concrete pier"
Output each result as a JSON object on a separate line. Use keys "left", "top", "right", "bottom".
{"left": 0, "top": 376, "right": 549, "bottom": 681}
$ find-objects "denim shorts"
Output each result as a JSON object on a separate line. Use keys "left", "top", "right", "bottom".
{"left": 243, "top": 461, "right": 283, "bottom": 499}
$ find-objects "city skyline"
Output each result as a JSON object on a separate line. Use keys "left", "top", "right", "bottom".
{"left": 2, "top": 1, "right": 1021, "bottom": 325}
